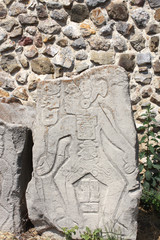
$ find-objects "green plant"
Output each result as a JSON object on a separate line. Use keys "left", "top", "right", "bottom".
{"left": 104, "top": 227, "right": 124, "bottom": 240}
{"left": 80, "top": 227, "right": 103, "bottom": 240}
{"left": 62, "top": 226, "right": 78, "bottom": 240}
{"left": 138, "top": 104, "right": 160, "bottom": 192}
{"left": 140, "top": 188, "right": 160, "bottom": 212}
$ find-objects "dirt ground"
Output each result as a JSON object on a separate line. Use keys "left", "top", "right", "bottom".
{"left": 0, "top": 209, "right": 160, "bottom": 240}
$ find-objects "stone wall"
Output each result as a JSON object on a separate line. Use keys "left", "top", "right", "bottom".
{"left": 0, "top": 0, "right": 160, "bottom": 128}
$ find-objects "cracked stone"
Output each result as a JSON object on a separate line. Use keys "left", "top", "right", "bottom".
{"left": 90, "top": 7, "right": 106, "bottom": 26}
{"left": 107, "top": 2, "right": 129, "bottom": 21}
{"left": 131, "top": 8, "right": 150, "bottom": 28}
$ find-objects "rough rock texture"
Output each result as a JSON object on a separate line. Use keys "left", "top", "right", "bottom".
{"left": 26, "top": 65, "right": 140, "bottom": 240}
{"left": 0, "top": 121, "right": 33, "bottom": 233}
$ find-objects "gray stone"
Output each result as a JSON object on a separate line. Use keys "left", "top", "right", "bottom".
{"left": 43, "top": 45, "right": 59, "bottom": 57}
{"left": 50, "top": 9, "right": 68, "bottom": 23}
{"left": 0, "top": 3, "right": 7, "bottom": 19}
{"left": 151, "top": 93, "right": 160, "bottom": 106}
{"left": 19, "top": 56, "right": 29, "bottom": 68}
{"left": 134, "top": 72, "right": 152, "bottom": 85}
{"left": 71, "top": 37, "right": 86, "bottom": 49}
{"left": 25, "top": 26, "right": 37, "bottom": 36}
{"left": 0, "top": 54, "right": 21, "bottom": 74}
{"left": 86, "top": 0, "right": 107, "bottom": 7}
{"left": 140, "top": 86, "right": 153, "bottom": 98}
{"left": 56, "top": 38, "right": 68, "bottom": 47}
{"left": 59, "top": 0, "right": 73, "bottom": 6}
{"left": 90, "top": 50, "right": 115, "bottom": 65}
{"left": 10, "top": 26, "right": 23, "bottom": 38}
{"left": 75, "top": 50, "right": 88, "bottom": 60}
{"left": 88, "top": 36, "right": 110, "bottom": 51}
{"left": 153, "top": 60, "right": 160, "bottom": 73}
{"left": 9, "top": 2, "right": 27, "bottom": 16}
{"left": 24, "top": 45, "right": 38, "bottom": 58}
{"left": 113, "top": 35, "right": 127, "bottom": 52}
{"left": 0, "top": 122, "right": 32, "bottom": 233}
{"left": 146, "top": 23, "right": 160, "bottom": 35}
{"left": 0, "top": 71, "right": 15, "bottom": 91}
{"left": 131, "top": 8, "right": 150, "bottom": 28}
{"left": 36, "top": 5, "right": 48, "bottom": 19}
{"left": 31, "top": 57, "right": 55, "bottom": 75}
{"left": 75, "top": 61, "right": 89, "bottom": 73}
{"left": 137, "top": 53, "right": 151, "bottom": 66}
{"left": 0, "top": 19, "right": 18, "bottom": 32}
{"left": 0, "top": 27, "right": 7, "bottom": 44}
{"left": 147, "top": 0, "right": 160, "bottom": 8}
{"left": 63, "top": 23, "right": 81, "bottom": 39}
{"left": 18, "top": 14, "right": 38, "bottom": 25}
{"left": 16, "top": 72, "right": 28, "bottom": 85}
{"left": 116, "top": 22, "right": 134, "bottom": 37}
{"left": 130, "top": 34, "right": 145, "bottom": 51}
{"left": 119, "top": 54, "right": 135, "bottom": 72}
{"left": 52, "top": 47, "right": 74, "bottom": 69}
{"left": 99, "top": 21, "right": 114, "bottom": 36}
{"left": 130, "top": 0, "right": 145, "bottom": 6}
{"left": 71, "top": 4, "right": 89, "bottom": 23}
{"left": 0, "top": 39, "right": 16, "bottom": 53}
{"left": 26, "top": 65, "right": 140, "bottom": 240}
{"left": 46, "top": 1, "right": 62, "bottom": 9}
{"left": 38, "top": 19, "right": 61, "bottom": 34}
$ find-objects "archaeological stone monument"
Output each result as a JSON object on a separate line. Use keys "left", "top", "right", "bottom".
{"left": 26, "top": 66, "right": 141, "bottom": 240}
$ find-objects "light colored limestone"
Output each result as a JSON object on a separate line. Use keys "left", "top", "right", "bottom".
{"left": 26, "top": 65, "right": 140, "bottom": 240}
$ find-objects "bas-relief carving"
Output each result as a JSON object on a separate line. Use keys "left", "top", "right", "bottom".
{"left": 27, "top": 66, "right": 140, "bottom": 240}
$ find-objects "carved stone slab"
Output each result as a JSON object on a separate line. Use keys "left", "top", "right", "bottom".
{"left": 0, "top": 121, "right": 32, "bottom": 233}
{"left": 26, "top": 66, "right": 141, "bottom": 240}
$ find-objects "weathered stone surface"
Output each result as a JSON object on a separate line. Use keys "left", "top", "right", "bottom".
{"left": 26, "top": 26, "right": 37, "bottom": 36}
{"left": 99, "top": 21, "right": 114, "bottom": 36}
{"left": 31, "top": 57, "right": 54, "bottom": 75}
{"left": 107, "top": 2, "right": 129, "bottom": 21}
{"left": 0, "top": 27, "right": 7, "bottom": 43}
{"left": 146, "top": 23, "right": 160, "bottom": 34}
{"left": 134, "top": 72, "right": 152, "bottom": 85}
{"left": 116, "top": 22, "right": 134, "bottom": 37}
{"left": 153, "top": 60, "right": 160, "bottom": 73}
{"left": 76, "top": 50, "right": 88, "bottom": 60}
{"left": 90, "top": 7, "right": 106, "bottom": 26}
{"left": 147, "top": 0, "right": 160, "bottom": 8}
{"left": 19, "top": 14, "right": 38, "bottom": 25}
{"left": 0, "top": 3, "right": 7, "bottom": 19}
{"left": 131, "top": 8, "right": 150, "bottom": 28}
{"left": 113, "top": 35, "right": 127, "bottom": 52}
{"left": 38, "top": 19, "right": 61, "bottom": 34}
{"left": 130, "top": 0, "right": 145, "bottom": 6}
{"left": 9, "top": 2, "right": 27, "bottom": 16}
{"left": 137, "top": 53, "right": 151, "bottom": 66}
{"left": 71, "top": 37, "right": 86, "bottom": 49}
{"left": 80, "top": 21, "right": 96, "bottom": 37}
{"left": 85, "top": 0, "right": 107, "bottom": 7}
{"left": 0, "top": 71, "right": 15, "bottom": 91}
{"left": 140, "top": 86, "right": 153, "bottom": 98}
{"left": 26, "top": 65, "right": 140, "bottom": 240}
{"left": 36, "top": 5, "right": 48, "bottom": 19}
{"left": 90, "top": 50, "right": 115, "bottom": 65}
{"left": 46, "top": 1, "right": 62, "bottom": 9}
{"left": 3, "top": 0, "right": 13, "bottom": 5}
{"left": 71, "top": 4, "right": 89, "bottom": 23}
{"left": 24, "top": 45, "right": 38, "bottom": 58}
{"left": 34, "top": 33, "right": 43, "bottom": 48}
{"left": 16, "top": 72, "right": 28, "bottom": 85}
{"left": 50, "top": 9, "right": 68, "bottom": 23}
{"left": 63, "top": 23, "right": 81, "bottom": 39}
{"left": 43, "top": 45, "right": 58, "bottom": 57}
{"left": 88, "top": 36, "right": 110, "bottom": 51}
{"left": 75, "top": 61, "right": 89, "bottom": 73}
{"left": 151, "top": 93, "right": 160, "bottom": 106}
{"left": 19, "top": 56, "right": 29, "bottom": 68}
{"left": 0, "top": 88, "right": 9, "bottom": 97}
{"left": 56, "top": 38, "right": 68, "bottom": 47}
{"left": 154, "top": 8, "right": 160, "bottom": 21}
{"left": 52, "top": 47, "right": 74, "bottom": 69}
{"left": 0, "top": 39, "right": 16, "bottom": 53}
{"left": 130, "top": 34, "right": 145, "bottom": 51}
{"left": 19, "top": 36, "right": 33, "bottom": 46}
{"left": 0, "top": 121, "right": 32, "bottom": 232}
{"left": 59, "top": 0, "right": 73, "bottom": 7}
{"left": 13, "top": 87, "right": 28, "bottom": 101}
{"left": 10, "top": 26, "right": 23, "bottom": 38}
{"left": 119, "top": 54, "right": 135, "bottom": 72}
{"left": 0, "top": 54, "right": 21, "bottom": 74}
{"left": 149, "top": 36, "right": 159, "bottom": 52}
{"left": 28, "top": 73, "right": 39, "bottom": 91}
{"left": 0, "top": 19, "right": 18, "bottom": 32}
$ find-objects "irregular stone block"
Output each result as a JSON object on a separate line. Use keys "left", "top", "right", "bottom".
{"left": 0, "top": 54, "right": 21, "bottom": 74}
{"left": 137, "top": 53, "right": 151, "bottom": 66}
{"left": 71, "top": 4, "right": 89, "bottom": 23}
{"left": 147, "top": 0, "right": 160, "bottom": 8}
{"left": 26, "top": 66, "right": 140, "bottom": 240}
{"left": 0, "top": 121, "right": 33, "bottom": 232}
{"left": 90, "top": 50, "right": 115, "bottom": 65}
{"left": 31, "top": 57, "right": 54, "bottom": 75}
{"left": 131, "top": 8, "right": 150, "bottom": 28}
{"left": 149, "top": 36, "right": 159, "bottom": 52}
{"left": 107, "top": 2, "right": 129, "bottom": 21}
{"left": 119, "top": 54, "right": 135, "bottom": 72}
